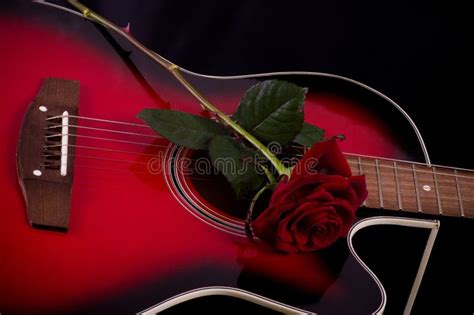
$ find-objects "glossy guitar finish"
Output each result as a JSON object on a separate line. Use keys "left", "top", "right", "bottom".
{"left": 0, "top": 2, "right": 441, "bottom": 314}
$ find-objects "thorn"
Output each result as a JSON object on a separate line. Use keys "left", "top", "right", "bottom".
{"left": 200, "top": 109, "right": 211, "bottom": 118}
{"left": 122, "top": 22, "right": 131, "bottom": 34}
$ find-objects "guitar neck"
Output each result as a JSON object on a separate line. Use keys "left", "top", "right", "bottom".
{"left": 344, "top": 153, "right": 474, "bottom": 218}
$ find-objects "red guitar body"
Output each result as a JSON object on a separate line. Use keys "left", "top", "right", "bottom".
{"left": 0, "top": 3, "right": 434, "bottom": 314}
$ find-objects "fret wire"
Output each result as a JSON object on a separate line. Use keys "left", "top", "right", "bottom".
{"left": 375, "top": 159, "right": 384, "bottom": 208}
{"left": 454, "top": 169, "right": 465, "bottom": 217}
{"left": 412, "top": 164, "right": 422, "bottom": 212}
{"left": 358, "top": 157, "right": 367, "bottom": 207}
{"left": 432, "top": 167, "right": 443, "bottom": 215}
{"left": 394, "top": 161, "right": 402, "bottom": 209}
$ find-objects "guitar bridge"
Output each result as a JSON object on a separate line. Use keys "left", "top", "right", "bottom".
{"left": 16, "top": 78, "right": 79, "bottom": 231}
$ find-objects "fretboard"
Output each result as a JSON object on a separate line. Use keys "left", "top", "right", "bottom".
{"left": 345, "top": 154, "right": 474, "bottom": 218}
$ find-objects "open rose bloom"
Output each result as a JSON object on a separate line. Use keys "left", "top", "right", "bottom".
{"left": 253, "top": 140, "right": 368, "bottom": 253}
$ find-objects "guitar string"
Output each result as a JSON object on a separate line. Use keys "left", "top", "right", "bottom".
{"left": 41, "top": 140, "right": 474, "bottom": 184}
{"left": 44, "top": 115, "right": 463, "bottom": 171}
{"left": 41, "top": 148, "right": 474, "bottom": 188}
{"left": 45, "top": 114, "right": 474, "bottom": 171}
{"left": 41, "top": 115, "right": 474, "bottom": 181}
{"left": 43, "top": 144, "right": 166, "bottom": 157}
{"left": 43, "top": 129, "right": 474, "bottom": 180}
{"left": 44, "top": 118, "right": 346, "bottom": 153}
{"left": 43, "top": 113, "right": 474, "bottom": 172}
{"left": 46, "top": 114, "right": 153, "bottom": 128}
{"left": 44, "top": 133, "right": 168, "bottom": 148}
{"left": 41, "top": 114, "right": 227, "bottom": 182}
{"left": 40, "top": 151, "right": 474, "bottom": 189}
{"left": 71, "top": 164, "right": 216, "bottom": 182}
{"left": 41, "top": 158, "right": 474, "bottom": 203}
{"left": 45, "top": 124, "right": 162, "bottom": 139}
{"left": 42, "top": 162, "right": 248, "bottom": 185}
{"left": 41, "top": 160, "right": 474, "bottom": 203}
{"left": 43, "top": 158, "right": 239, "bottom": 183}
{"left": 42, "top": 155, "right": 219, "bottom": 182}
{"left": 41, "top": 156, "right": 474, "bottom": 203}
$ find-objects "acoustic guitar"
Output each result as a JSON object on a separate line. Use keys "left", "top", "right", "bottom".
{"left": 1, "top": 1, "right": 472, "bottom": 314}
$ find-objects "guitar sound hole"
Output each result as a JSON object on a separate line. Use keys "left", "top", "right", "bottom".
{"left": 187, "top": 150, "right": 271, "bottom": 221}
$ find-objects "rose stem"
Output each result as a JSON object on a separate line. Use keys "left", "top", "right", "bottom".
{"left": 59, "top": 0, "right": 291, "bottom": 178}
{"left": 245, "top": 184, "right": 272, "bottom": 240}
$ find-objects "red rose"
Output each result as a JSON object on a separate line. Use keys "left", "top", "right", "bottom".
{"left": 253, "top": 139, "right": 367, "bottom": 253}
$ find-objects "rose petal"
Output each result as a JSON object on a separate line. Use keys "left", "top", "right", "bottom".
{"left": 253, "top": 202, "right": 297, "bottom": 243}
{"left": 252, "top": 140, "right": 368, "bottom": 253}
{"left": 276, "top": 214, "right": 296, "bottom": 243}
{"left": 292, "top": 139, "right": 352, "bottom": 177}
{"left": 269, "top": 174, "right": 327, "bottom": 205}
{"left": 350, "top": 175, "right": 369, "bottom": 205}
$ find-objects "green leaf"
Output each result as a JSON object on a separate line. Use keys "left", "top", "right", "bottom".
{"left": 233, "top": 80, "right": 306, "bottom": 145}
{"left": 138, "top": 109, "right": 227, "bottom": 150}
{"left": 294, "top": 122, "right": 325, "bottom": 147}
{"left": 208, "top": 135, "right": 265, "bottom": 197}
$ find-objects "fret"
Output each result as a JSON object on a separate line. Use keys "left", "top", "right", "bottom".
{"left": 457, "top": 169, "right": 474, "bottom": 218}
{"left": 412, "top": 164, "right": 422, "bottom": 212}
{"left": 395, "top": 161, "right": 419, "bottom": 212}
{"left": 394, "top": 161, "right": 402, "bottom": 209}
{"left": 357, "top": 157, "right": 367, "bottom": 207}
{"left": 435, "top": 167, "right": 462, "bottom": 217}
{"left": 357, "top": 158, "right": 398, "bottom": 210}
{"left": 454, "top": 169, "right": 465, "bottom": 217}
{"left": 375, "top": 159, "right": 384, "bottom": 208}
{"left": 413, "top": 164, "right": 440, "bottom": 215}
{"left": 359, "top": 158, "right": 380, "bottom": 209}
{"left": 347, "top": 156, "right": 367, "bottom": 206}
{"left": 347, "top": 158, "right": 362, "bottom": 175}
{"left": 432, "top": 167, "right": 442, "bottom": 215}
{"left": 377, "top": 159, "right": 399, "bottom": 210}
